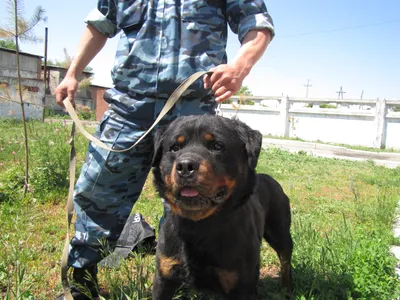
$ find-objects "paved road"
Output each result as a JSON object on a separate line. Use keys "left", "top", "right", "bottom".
{"left": 262, "top": 138, "right": 400, "bottom": 169}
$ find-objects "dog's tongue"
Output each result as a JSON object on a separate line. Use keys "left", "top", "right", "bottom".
{"left": 180, "top": 188, "right": 199, "bottom": 197}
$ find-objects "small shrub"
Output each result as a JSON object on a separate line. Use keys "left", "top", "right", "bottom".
{"left": 76, "top": 105, "right": 96, "bottom": 121}
{"left": 44, "top": 108, "right": 69, "bottom": 119}
{"left": 0, "top": 167, "right": 25, "bottom": 202}
{"left": 320, "top": 103, "right": 337, "bottom": 109}
{"left": 244, "top": 100, "right": 255, "bottom": 105}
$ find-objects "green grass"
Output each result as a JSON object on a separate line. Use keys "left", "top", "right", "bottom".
{"left": 0, "top": 119, "right": 399, "bottom": 299}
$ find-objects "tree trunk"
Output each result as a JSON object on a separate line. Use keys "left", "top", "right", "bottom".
{"left": 14, "top": 0, "right": 29, "bottom": 194}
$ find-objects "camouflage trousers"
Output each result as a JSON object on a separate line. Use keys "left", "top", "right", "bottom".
{"left": 68, "top": 94, "right": 216, "bottom": 268}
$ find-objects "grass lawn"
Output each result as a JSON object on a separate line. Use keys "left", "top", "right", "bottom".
{"left": 0, "top": 119, "right": 399, "bottom": 299}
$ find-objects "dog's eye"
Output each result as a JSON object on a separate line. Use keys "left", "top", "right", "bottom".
{"left": 170, "top": 144, "right": 180, "bottom": 152}
{"left": 213, "top": 142, "right": 223, "bottom": 151}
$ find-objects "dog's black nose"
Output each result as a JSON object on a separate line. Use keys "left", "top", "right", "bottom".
{"left": 176, "top": 158, "right": 199, "bottom": 178}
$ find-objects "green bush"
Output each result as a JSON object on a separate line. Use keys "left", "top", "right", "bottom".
{"left": 43, "top": 107, "right": 69, "bottom": 119}
{"left": 320, "top": 103, "right": 337, "bottom": 109}
{"left": 77, "top": 105, "right": 96, "bottom": 121}
{"left": 0, "top": 120, "right": 89, "bottom": 203}
{"left": 0, "top": 167, "right": 25, "bottom": 202}
{"left": 292, "top": 216, "right": 400, "bottom": 299}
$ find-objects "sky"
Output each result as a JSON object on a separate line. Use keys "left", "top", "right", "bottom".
{"left": 4, "top": 0, "right": 400, "bottom": 100}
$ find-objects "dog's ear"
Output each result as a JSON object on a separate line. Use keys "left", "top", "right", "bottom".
{"left": 151, "top": 125, "right": 168, "bottom": 167}
{"left": 234, "top": 120, "right": 262, "bottom": 170}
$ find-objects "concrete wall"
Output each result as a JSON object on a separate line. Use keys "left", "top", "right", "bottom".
{"left": 220, "top": 96, "right": 400, "bottom": 150}
{"left": 44, "top": 95, "right": 95, "bottom": 111}
{"left": 0, "top": 101, "right": 43, "bottom": 120}
{"left": 0, "top": 77, "right": 45, "bottom": 120}
{"left": 0, "top": 49, "right": 45, "bottom": 120}
{"left": 0, "top": 50, "right": 41, "bottom": 79}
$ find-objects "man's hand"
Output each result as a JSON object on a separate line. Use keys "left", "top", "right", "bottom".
{"left": 55, "top": 76, "right": 79, "bottom": 108}
{"left": 204, "top": 29, "right": 272, "bottom": 103}
{"left": 55, "top": 24, "right": 108, "bottom": 108}
{"left": 203, "top": 62, "right": 246, "bottom": 103}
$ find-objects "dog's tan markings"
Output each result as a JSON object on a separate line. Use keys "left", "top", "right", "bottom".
{"left": 223, "top": 176, "right": 236, "bottom": 198}
{"left": 169, "top": 163, "right": 177, "bottom": 187}
{"left": 159, "top": 254, "right": 181, "bottom": 278}
{"left": 164, "top": 174, "right": 172, "bottom": 186}
{"left": 190, "top": 207, "right": 218, "bottom": 221}
{"left": 177, "top": 135, "right": 185, "bottom": 143}
{"left": 215, "top": 176, "right": 236, "bottom": 199}
{"left": 204, "top": 133, "right": 214, "bottom": 141}
{"left": 170, "top": 205, "right": 218, "bottom": 221}
{"left": 169, "top": 201, "right": 183, "bottom": 216}
{"left": 197, "top": 160, "right": 215, "bottom": 187}
{"left": 215, "top": 268, "right": 238, "bottom": 294}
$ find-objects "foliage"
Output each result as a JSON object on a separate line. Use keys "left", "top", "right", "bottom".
{"left": 319, "top": 103, "right": 337, "bottom": 109}
{"left": 76, "top": 105, "right": 96, "bottom": 121}
{"left": 0, "top": 119, "right": 89, "bottom": 202}
{"left": 0, "top": 0, "right": 47, "bottom": 194}
{"left": 235, "top": 85, "right": 253, "bottom": 96}
{"left": 47, "top": 48, "right": 93, "bottom": 73}
{"left": 0, "top": 39, "right": 17, "bottom": 50}
{"left": 0, "top": 0, "right": 47, "bottom": 46}
{"left": 43, "top": 107, "right": 70, "bottom": 119}
{"left": 0, "top": 122, "right": 399, "bottom": 299}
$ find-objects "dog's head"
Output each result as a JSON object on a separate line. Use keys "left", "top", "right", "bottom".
{"left": 152, "top": 115, "right": 262, "bottom": 221}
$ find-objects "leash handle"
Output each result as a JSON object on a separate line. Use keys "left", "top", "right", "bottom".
{"left": 60, "top": 123, "right": 76, "bottom": 300}
{"left": 60, "top": 71, "right": 211, "bottom": 299}
{"left": 62, "top": 71, "right": 211, "bottom": 153}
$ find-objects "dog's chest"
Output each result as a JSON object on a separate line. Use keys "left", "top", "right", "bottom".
{"left": 172, "top": 230, "right": 260, "bottom": 291}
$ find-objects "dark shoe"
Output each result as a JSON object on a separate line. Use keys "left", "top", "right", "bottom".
{"left": 56, "top": 266, "right": 99, "bottom": 300}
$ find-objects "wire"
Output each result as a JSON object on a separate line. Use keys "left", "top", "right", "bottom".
{"left": 279, "top": 19, "right": 400, "bottom": 38}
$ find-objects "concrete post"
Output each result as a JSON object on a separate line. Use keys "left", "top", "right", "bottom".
{"left": 373, "top": 98, "right": 387, "bottom": 149}
{"left": 280, "top": 95, "right": 290, "bottom": 137}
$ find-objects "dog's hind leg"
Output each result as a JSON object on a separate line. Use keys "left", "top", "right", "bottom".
{"left": 263, "top": 225, "right": 293, "bottom": 294}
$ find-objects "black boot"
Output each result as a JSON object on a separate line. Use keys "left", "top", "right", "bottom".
{"left": 56, "top": 265, "right": 99, "bottom": 300}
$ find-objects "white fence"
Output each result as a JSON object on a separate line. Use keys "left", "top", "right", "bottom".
{"left": 220, "top": 96, "right": 400, "bottom": 150}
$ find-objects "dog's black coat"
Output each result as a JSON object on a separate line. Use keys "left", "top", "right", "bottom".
{"left": 151, "top": 115, "right": 293, "bottom": 300}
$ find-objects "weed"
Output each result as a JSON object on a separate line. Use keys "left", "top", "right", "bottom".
{"left": 0, "top": 121, "right": 399, "bottom": 299}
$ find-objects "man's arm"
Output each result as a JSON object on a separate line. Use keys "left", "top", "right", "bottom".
{"left": 55, "top": 24, "right": 108, "bottom": 107}
{"left": 203, "top": 29, "right": 271, "bottom": 103}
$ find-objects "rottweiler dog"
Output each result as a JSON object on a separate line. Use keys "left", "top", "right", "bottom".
{"left": 151, "top": 115, "right": 293, "bottom": 300}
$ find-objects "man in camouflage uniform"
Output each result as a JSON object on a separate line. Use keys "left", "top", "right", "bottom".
{"left": 55, "top": 0, "right": 274, "bottom": 299}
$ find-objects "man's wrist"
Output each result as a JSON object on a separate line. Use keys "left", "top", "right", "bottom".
{"left": 231, "top": 58, "right": 252, "bottom": 79}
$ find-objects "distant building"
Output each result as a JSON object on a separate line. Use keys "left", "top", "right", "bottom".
{"left": 42, "top": 65, "right": 110, "bottom": 121}
{"left": 89, "top": 84, "right": 110, "bottom": 121}
{"left": 0, "top": 47, "right": 113, "bottom": 121}
{"left": 0, "top": 47, "right": 45, "bottom": 119}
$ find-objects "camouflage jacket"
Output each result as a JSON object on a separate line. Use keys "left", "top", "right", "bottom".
{"left": 86, "top": 0, "right": 274, "bottom": 100}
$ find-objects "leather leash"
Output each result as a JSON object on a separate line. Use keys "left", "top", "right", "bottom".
{"left": 60, "top": 71, "right": 211, "bottom": 299}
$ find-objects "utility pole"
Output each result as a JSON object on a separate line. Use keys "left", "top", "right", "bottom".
{"left": 360, "top": 90, "right": 364, "bottom": 99}
{"left": 336, "top": 86, "right": 346, "bottom": 99}
{"left": 42, "top": 27, "right": 48, "bottom": 121}
{"left": 303, "top": 79, "right": 312, "bottom": 98}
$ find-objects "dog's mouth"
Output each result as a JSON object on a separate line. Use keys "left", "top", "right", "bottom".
{"left": 175, "top": 186, "right": 227, "bottom": 211}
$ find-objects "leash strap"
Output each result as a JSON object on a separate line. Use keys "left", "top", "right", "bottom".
{"left": 61, "top": 122, "right": 76, "bottom": 300}
{"left": 60, "top": 71, "right": 211, "bottom": 299}
{"left": 62, "top": 71, "right": 211, "bottom": 153}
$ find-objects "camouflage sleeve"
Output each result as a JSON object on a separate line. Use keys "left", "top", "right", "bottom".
{"left": 85, "top": 0, "right": 120, "bottom": 38}
{"left": 226, "top": 0, "right": 275, "bottom": 43}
